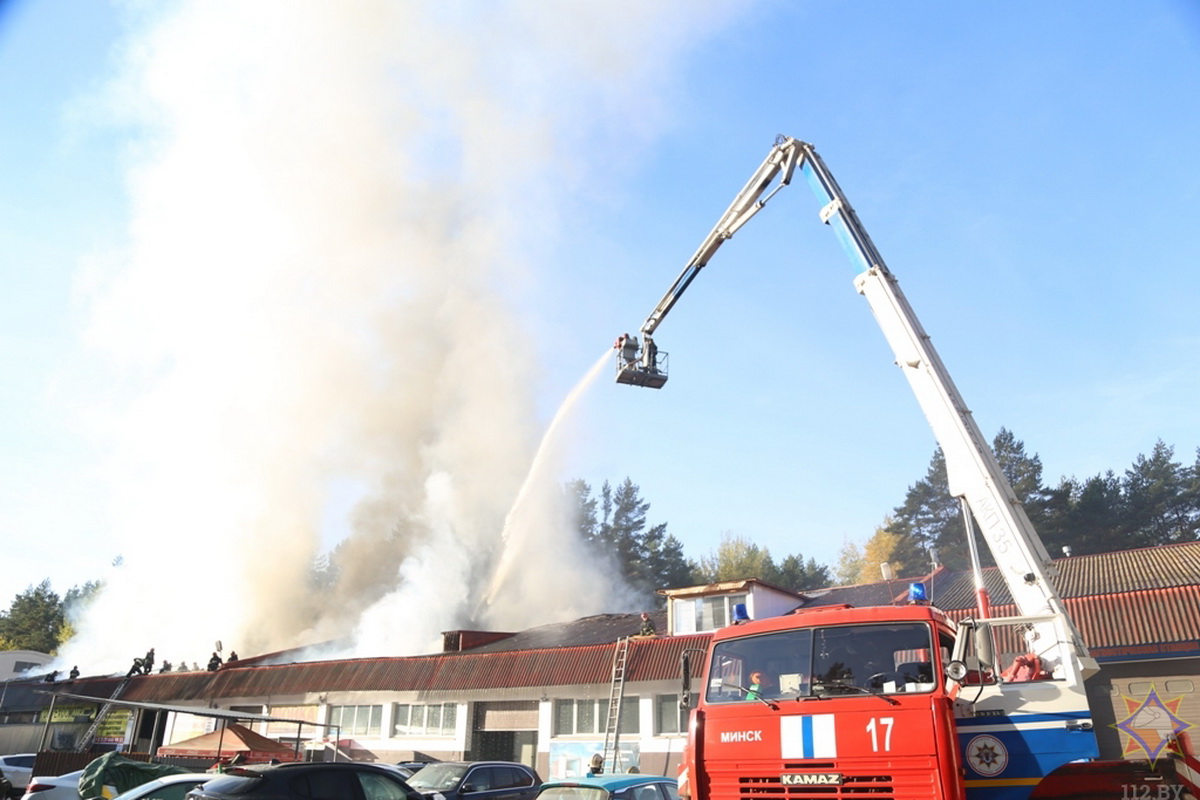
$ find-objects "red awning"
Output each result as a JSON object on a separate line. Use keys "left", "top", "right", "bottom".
{"left": 157, "top": 722, "right": 298, "bottom": 759}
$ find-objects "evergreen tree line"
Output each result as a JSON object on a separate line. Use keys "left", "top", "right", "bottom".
{"left": 570, "top": 433, "right": 1200, "bottom": 593}
{"left": 6, "top": 433, "right": 1196, "bottom": 651}
{"left": 838, "top": 431, "right": 1200, "bottom": 583}
{"left": 0, "top": 579, "right": 99, "bottom": 655}
{"left": 566, "top": 478, "right": 831, "bottom": 598}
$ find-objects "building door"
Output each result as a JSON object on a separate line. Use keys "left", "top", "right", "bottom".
{"left": 472, "top": 702, "right": 538, "bottom": 767}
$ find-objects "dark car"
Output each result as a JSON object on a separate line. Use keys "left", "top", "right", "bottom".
{"left": 185, "top": 762, "right": 423, "bottom": 800}
{"left": 536, "top": 774, "right": 679, "bottom": 800}
{"left": 406, "top": 762, "right": 541, "bottom": 800}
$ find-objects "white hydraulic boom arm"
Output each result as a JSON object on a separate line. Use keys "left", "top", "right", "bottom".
{"left": 613, "top": 139, "right": 803, "bottom": 388}
{"left": 617, "top": 135, "right": 1096, "bottom": 679}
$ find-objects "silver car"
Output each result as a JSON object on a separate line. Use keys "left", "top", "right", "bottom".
{"left": 109, "top": 773, "right": 213, "bottom": 800}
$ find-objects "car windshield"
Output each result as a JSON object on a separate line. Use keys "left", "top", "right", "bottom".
{"left": 408, "top": 764, "right": 467, "bottom": 792}
{"left": 539, "top": 788, "right": 609, "bottom": 800}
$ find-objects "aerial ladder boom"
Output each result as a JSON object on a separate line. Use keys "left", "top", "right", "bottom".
{"left": 617, "top": 135, "right": 1096, "bottom": 681}
{"left": 614, "top": 139, "right": 801, "bottom": 387}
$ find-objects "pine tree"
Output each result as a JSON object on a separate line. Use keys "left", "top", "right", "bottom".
{"left": 887, "top": 449, "right": 962, "bottom": 566}
{"left": 774, "top": 554, "right": 831, "bottom": 591}
{"left": 570, "top": 477, "right": 692, "bottom": 599}
{"left": 1123, "top": 440, "right": 1199, "bottom": 546}
{"left": 889, "top": 429, "right": 1053, "bottom": 570}
{"left": 0, "top": 580, "right": 64, "bottom": 654}
{"left": 1065, "top": 472, "right": 1126, "bottom": 553}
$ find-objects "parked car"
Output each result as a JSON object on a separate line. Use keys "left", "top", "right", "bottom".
{"left": 19, "top": 769, "right": 85, "bottom": 800}
{"left": 0, "top": 756, "right": 35, "bottom": 796}
{"left": 536, "top": 774, "right": 679, "bottom": 800}
{"left": 185, "top": 762, "right": 423, "bottom": 800}
{"left": 110, "top": 774, "right": 213, "bottom": 800}
{"left": 394, "top": 762, "right": 437, "bottom": 780}
{"left": 406, "top": 761, "right": 540, "bottom": 800}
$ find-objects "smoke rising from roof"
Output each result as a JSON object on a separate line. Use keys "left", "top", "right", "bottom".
{"left": 53, "top": 0, "right": 735, "bottom": 672}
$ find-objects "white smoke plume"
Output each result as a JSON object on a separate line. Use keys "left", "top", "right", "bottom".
{"left": 54, "top": 0, "right": 738, "bottom": 672}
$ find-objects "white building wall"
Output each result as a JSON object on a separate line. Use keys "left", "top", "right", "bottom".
{"left": 0, "top": 651, "right": 52, "bottom": 678}
{"left": 749, "top": 586, "right": 803, "bottom": 620}
{"left": 534, "top": 680, "right": 685, "bottom": 779}
{"left": 165, "top": 680, "right": 688, "bottom": 772}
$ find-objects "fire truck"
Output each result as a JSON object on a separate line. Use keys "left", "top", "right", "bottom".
{"left": 614, "top": 137, "right": 1197, "bottom": 799}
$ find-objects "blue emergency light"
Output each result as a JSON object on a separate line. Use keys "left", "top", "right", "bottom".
{"left": 908, "top": 582, "right": 928, "bottom": 604}
{"left": 732, "top": 603, "right": 751, "bottom": 623}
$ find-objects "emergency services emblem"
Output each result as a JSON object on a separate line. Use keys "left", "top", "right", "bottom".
{"left": 1112, "top": 684, "right": 1193, "bottom": 764}
{"left": 965, "top": 734, "right": 1008, "bottom": 776}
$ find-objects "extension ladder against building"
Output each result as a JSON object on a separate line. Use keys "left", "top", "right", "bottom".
{"left": 75, "top": 675, "right": 132, "bottom": 752}
{"left": 601, "top": 636, "right": 631, "bottom": 773}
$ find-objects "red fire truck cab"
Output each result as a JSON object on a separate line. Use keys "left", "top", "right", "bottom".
{"left": 679, "top": 603, "right": 965, "bottom": 800}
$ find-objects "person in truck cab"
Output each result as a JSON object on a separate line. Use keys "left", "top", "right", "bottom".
{"left": 746, "top": 671, "right": 778, "bottom": 700}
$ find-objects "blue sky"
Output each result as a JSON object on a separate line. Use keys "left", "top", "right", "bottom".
{"left": 1, "top": 1, "right": 1199, "bottom": 655}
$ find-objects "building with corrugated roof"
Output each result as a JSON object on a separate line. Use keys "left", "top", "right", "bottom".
{"left": 2, "top": 542, "right": 1198, "bottom": 778}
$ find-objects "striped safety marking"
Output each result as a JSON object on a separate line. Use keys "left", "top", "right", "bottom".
{"left": 781, "top": 715, "right": 837, "bottom": 759}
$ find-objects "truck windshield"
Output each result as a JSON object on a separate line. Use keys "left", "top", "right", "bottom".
{"left": 705, "top": 622, "right": 939, "bottom": 703}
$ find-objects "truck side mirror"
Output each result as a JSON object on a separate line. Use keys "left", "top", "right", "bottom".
{"left": 680, "top": 652, "right": 692, "bottom": 709}
{"left": 974, "top": 622, "right": 995, "bottom": 671}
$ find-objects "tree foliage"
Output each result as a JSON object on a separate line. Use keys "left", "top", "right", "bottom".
{"left": 693, "top": 532, "right": 830, "bottom": 592}
{"left": 0, "top": 580, "right": 65, "bottom": 654}
{"left": 569, "top": 477, "right": 694, "bottom": 599}
{"left": 834, "top": 540, "right": 865, "bottom": 586}
{"left": 834, "top": 518, "right": 929, "bottom": 585}
{"left": 887, "top": 432, "right": 1200, "bottom": 570}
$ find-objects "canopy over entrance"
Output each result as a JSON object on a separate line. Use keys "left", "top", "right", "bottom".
{"left": 157, "top": 723, "right": 299, "bottom": 761}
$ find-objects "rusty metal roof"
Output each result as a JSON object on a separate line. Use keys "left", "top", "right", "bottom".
{"left": 1052, "top": 542, "right": 1200, "bottom": 595}
{"left": 107, "top": 631, "right": 712, "bottom": 704}
{"left": 813, "top": 542, "right": 1200, "bottom": 613}
{"left": 942, "top": 585, "right": 1200, "bottom": 653}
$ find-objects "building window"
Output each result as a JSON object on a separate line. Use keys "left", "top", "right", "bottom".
{"left": 698, "top": 596, "right": 724, "bottom": 630}
{"left": 554, "top": 700, "right": 574, "bottom": 736}
{"left": 619, "top": 696, "right": 639, "bottom": 735}
{"left": 673, "top": 594, "right": 750, "bottom": 634}
{"left": 553, "top": 698, "right": 639, "bottom": 736}
{"left": 578, "top": 700, "right": 596, "bottom": 734}
{"left": 393, "top": 703, "right": 457, "bottom": 736}
{"left": 655, "top": 694, "right": 686, "bottom": 735}
{"left": 329, "top": 705, "right": 382, "bottom": 737}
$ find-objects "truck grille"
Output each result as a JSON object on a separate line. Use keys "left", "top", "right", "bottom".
{"left": 707, "top": 760, "right": 938, "bottom": 800}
